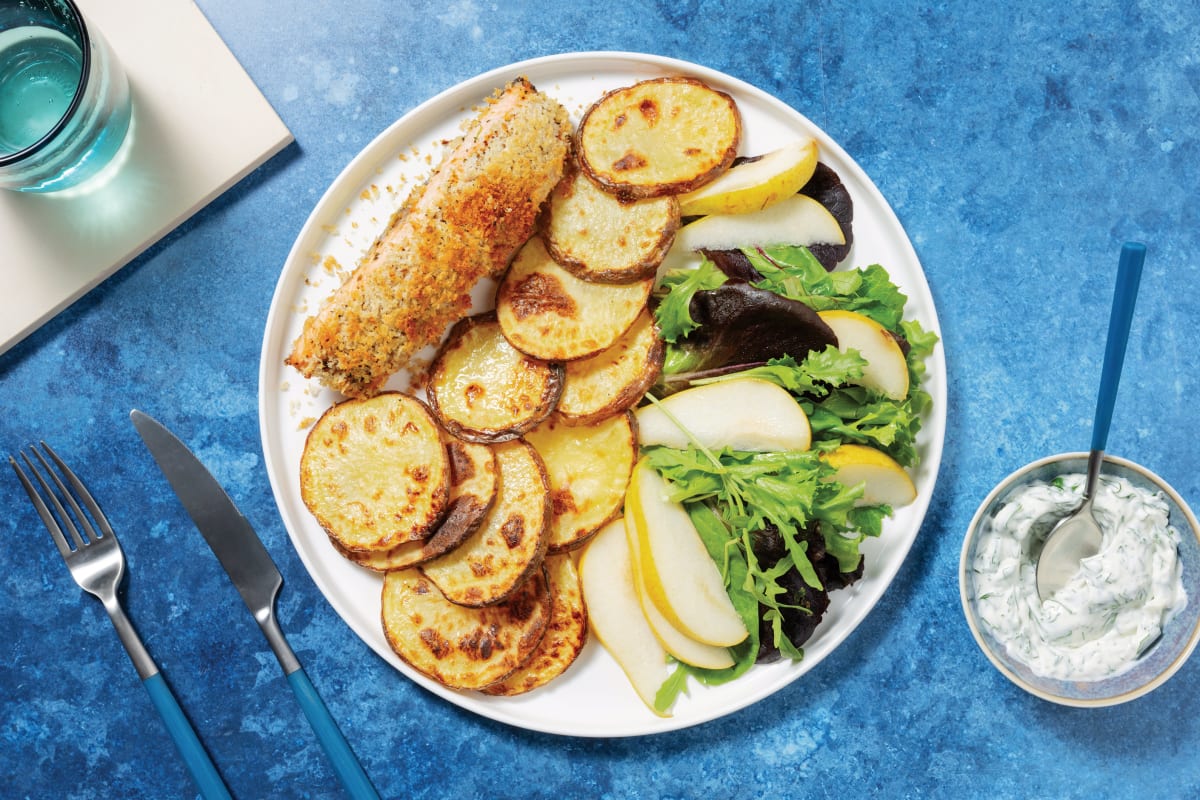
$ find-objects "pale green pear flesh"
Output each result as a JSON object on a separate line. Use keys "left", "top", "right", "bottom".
{"left": 635, "top": 378, "right": 812, "bottom": 452}
{"left": 675, "top": 193, "right": 845, "bottom": 253}
{"left": 628, "top": 462, "right": 748, "bottom": 648}
{"left": 818, "top": 311, "right": 910, "bottom": 401}
{"left": 624, "top": 516, "right": 736, "bottom": 670}
{"left": 579, "top": 518, "right": 672, "bottom": 714}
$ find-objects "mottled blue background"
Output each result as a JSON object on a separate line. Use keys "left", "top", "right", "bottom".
{"left": 3, "top": 1, "right": 1199, "bottom": 798}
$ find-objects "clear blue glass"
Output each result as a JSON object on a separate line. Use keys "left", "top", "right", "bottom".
{"left": 0, "top": 0, "right": 132, "bottom": 192}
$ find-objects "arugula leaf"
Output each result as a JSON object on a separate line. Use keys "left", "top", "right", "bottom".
{"left": 803, "top": 386, "right": 927, "bottom": 468}
{"left": 693, "top": 347, "right": 866, "bottom": 400}
{"left": 645, "top": 447, "right": 826, "bottom": 532}
{"left": 687, "top": 504, "right": 760, "bottom": 678}
{"left": 653, "top": 260, "right": 727, "bottom": 343}
{"left": 744, "top": 246, "right": 908, "bottom": 329}
{"left": 654, "top": 664, "right": 692, "bottom": 714}
{"left": 642, "top": 444, "right": 874, "bottom": 624}
{"left": 764, "top": 608, "right": 807, "bottom": 660}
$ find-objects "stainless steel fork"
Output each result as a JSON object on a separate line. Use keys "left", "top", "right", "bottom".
{"left": 10, "top": 443, "right": 231, "bottom": 800}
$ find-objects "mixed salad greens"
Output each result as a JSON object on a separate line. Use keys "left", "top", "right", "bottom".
{"left": 643, "top": 244, "right": 938, "bottom": 711}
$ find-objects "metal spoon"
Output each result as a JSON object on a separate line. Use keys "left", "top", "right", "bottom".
{"left": 1036, "top": 241, "right": 1146, "bottom": 600}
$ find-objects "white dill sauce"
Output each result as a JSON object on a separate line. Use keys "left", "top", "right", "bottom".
{"left": 972, "top": 473, "right": 1187, "bottom": 681}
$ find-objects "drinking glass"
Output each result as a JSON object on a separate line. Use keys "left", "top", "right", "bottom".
{"left": 0, "top": 0, "right": 132, "bottom": 192}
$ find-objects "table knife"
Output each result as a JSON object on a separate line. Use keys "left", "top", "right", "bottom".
{"left": 131, "top": 410, "right": 380, "bottom": 800}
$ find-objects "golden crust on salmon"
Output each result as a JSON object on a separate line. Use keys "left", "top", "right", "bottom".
{"left": 287, "top": 78, "right": 572, "bottom": 398}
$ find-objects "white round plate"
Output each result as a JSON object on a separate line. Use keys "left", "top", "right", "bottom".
{"left": 259, "top": 51, "right": 946, "bottom": 737}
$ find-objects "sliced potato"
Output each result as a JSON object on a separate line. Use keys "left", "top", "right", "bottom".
{"left": 331, "top": 536, "right": 422, "bottom": 570}
{"left": 557, "top": 307, "right": 664, "bottom": 426}
{"left": 430, "top": 436, "right": 500, "bottom": 543}
{"left": 421, "top": 439, "right": 551, "bottom": 607}
{"left": 337, "top": 438, "right": 498, "bottom": 571}
{"left": 300, "top": 392, "right": 449, "bottom": 552}
{"left": 427, "top": 313, "right": 563, "bottom": 443}
{"left": 544, "top": 163, "right": 679, "bottom": 283}
{"left": 577, "top": 77, "right": 740, "bottom": 201}
{"left": 381, "top": 566, "right": 551, "bottom": 691}
{"left": 525, "top": 411, "right": 637, "bottom": 553}
{"left": 496, "top": 236, "right": 652, "bottom": 361}
{"left": 481, "top": 554, "right": 587, "bottom": 696}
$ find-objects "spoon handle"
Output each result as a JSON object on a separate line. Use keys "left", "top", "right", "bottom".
{"left": 1092, "top": 242, "right": 1146, "bottom": 452}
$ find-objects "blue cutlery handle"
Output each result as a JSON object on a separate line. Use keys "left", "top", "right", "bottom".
{"left": 142, "top": 673, "right": 231, "bottom": 800}
{"left": 1092, "top": 241, "right": 1146, "bottom": 452}
{"left": 287, "top": 668, "right": 380, "bottom": 800}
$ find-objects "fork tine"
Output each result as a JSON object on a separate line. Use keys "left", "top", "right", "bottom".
{"left": 39, "top": 442, "right": 114, "bottom": 541}
{"left": 9, "top": 454, "right": 74, "bottom": 560}
{"left": 22, "top": 448, "right": 91, "bottom": 549}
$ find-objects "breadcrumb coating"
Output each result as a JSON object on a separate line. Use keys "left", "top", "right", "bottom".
{"left": 287, "top": 78, "right": 571, "bottom": 397}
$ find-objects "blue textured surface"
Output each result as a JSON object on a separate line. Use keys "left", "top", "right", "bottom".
{"left": 2, "top": 1, "right": 1199, "bottom": 797}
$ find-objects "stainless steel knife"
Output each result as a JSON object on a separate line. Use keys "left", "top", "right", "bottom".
{"left": 131, "top": 410, "right": 379, "bottom": 800}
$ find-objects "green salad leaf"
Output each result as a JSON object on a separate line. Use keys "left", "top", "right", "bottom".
{"left": 654, "top": 259, "right": 727, "bottom": 343}
{"left": 901, "top": 318, "right": 940, "bottom": 387}
{"left": 803, "top": 388, "right": 927, "bottom": 467}
{"left": 656, "top": 248, "right": 940, "bottom": 468}
{"left": 745, "top": 246, "right": 908, "bottom": 329}
{"left": 694, "top": 346, "right": 866, "bottom": 400}
{"left": 641, "top": 245, "right": 937, "bottom": 704}
{"left": 642, "top": 445, "right": 870, "bottom": 586}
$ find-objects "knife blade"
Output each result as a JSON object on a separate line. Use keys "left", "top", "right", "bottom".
{"left": 131, "top": 410, "right": 379, "bottom": 800}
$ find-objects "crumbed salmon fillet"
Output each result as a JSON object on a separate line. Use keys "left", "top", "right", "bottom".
{"left": 287, "top": 78, "right": 571, "bottom": 398}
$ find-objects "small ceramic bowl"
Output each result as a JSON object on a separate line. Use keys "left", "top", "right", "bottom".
{"left": 960, "top": 452, "right": 1200, "bottom": 706}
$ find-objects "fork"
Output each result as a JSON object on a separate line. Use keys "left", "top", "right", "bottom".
{"left": 10, "top": 443, "right": 231, "bottom": 800}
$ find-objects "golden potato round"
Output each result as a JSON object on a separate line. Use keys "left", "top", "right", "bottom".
{"left": 496, "top": 237, "right": 652, "bottom": 362}
{"left": 525, "top": 411, "right": 637, "bottom": 553}
{"left": 420, "top": 439, "right": 551, "bottom": 607}
{"left": 544, "top": 164, "right": 679, "bottom": 283}
{"left": 427, "top": 313, "right": 563, "bottom": 443}
{"left": 481, "top": 554, "right": 587, "bottom": 695}
{"left": 382, "top": 566, "right": 550, "bottom": 690}
{"left": 300, "top": 392, "right": 449, "bottom": 552}
{"left": 557, "top": 307, "right": 664, "bottom": 425}
{"left": 577, "top": 76, "right": 741, "bottom": 200}
{"left": 335, "top": 438, "right": 497, "bottom": 571}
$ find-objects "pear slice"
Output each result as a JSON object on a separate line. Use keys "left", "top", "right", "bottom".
{"left": 626, "top": 460, "right": 748, "bottom": 647}
{"left": 673, "top": 193, "right": 844, "bottom": 254}
{"left": 635, "top": 378, "right": 811, "bottom": 452}
{"left": 678, "top": 139, "right": 819, "bottom": 216}
{"left": 818, "top": 309, "right": 910, "bottom": 400}
{"left": 579, "top": 517, "right": 671, "bottom": 714}
{"left": 623, "top": 515, "right": 734, "bottom": 670}
{"left": 822, "top": 444, "right": 917, "bottom": 507}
